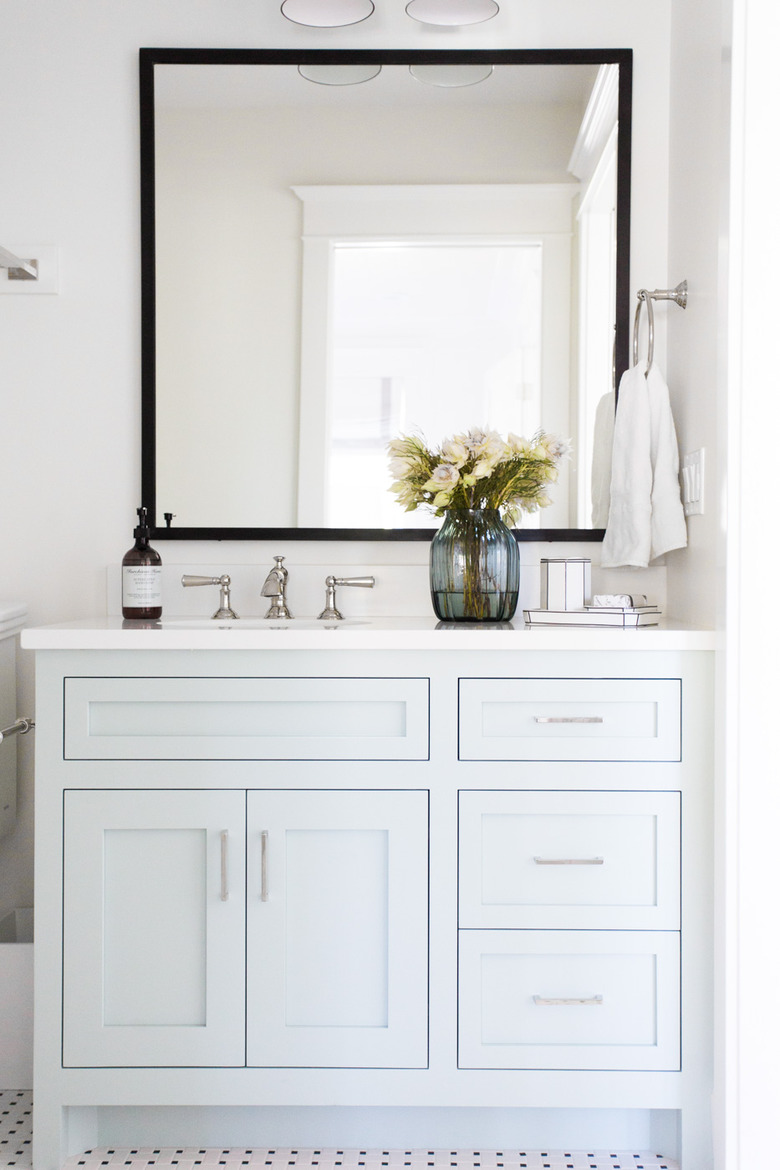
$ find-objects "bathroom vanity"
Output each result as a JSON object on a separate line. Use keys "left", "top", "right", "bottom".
{"left": 22, "top": 619, "right": 714, "bottom": 1169}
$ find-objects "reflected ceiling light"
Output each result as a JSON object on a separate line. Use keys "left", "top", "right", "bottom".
{"left": 298, "top": 63, "right": 382, "bottom": 85}
{"left": 281, "top": 0, "right": 375, "bottom": 27}
{"left": 410, "top": 63, "right": 494, "bottom": 87}
{"left": 405, "top": 0, "right": 499, "bottom": 25}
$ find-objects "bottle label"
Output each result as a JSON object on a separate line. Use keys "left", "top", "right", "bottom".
{"left": 122, "top": 565, "right": 163, "bottom": 607}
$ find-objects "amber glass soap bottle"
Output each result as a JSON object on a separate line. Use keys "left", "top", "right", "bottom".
{"left": 121, "top": 506, "right": 163, "bottom": 620}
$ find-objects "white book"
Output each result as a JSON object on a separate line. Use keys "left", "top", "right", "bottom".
{"left": 524, "top": 608, "right": 661, "bottom": 628}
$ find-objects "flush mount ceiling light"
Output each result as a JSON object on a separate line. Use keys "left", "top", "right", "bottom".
{"left": 405, "top": 0, "right": 499, "bottom": 25}
{"left": 410, "top": 63, "right": 494, "bottom": 87}
{"left": 281, "top": 0, "right": 375, "bottom": 26}
{"left": 298, "top": 63, "right": 382, "bottom": 85}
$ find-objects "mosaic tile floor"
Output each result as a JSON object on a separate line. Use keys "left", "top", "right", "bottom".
{"left": 0, "top": 1095, "right": 680, "bottom": 1170}
{"left": 0, "top": 1091, "right": 32, "bottom": 1166}
{"left": 62, "top": 1154, "right": 679, "bottom": 1170}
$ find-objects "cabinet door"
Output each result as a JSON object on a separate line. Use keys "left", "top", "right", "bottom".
{"left": 246, "top": 789, "right": 429, "bottom": 1068}
{"left": 63, "top": 789, "right": 246, "bottom": 1067}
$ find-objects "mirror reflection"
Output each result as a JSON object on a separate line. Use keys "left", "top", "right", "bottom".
{"left": 142, "top": 50, "right": 632, "bottom": 539}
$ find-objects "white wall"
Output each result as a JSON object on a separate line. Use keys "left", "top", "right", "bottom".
{"left": 665, "top": 0, "right": 728, "bottom": 625}
{"left": 0, "top": 1, "right": 680, "bottom": 920}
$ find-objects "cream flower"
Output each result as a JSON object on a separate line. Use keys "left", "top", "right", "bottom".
{"left": 465, "top": 428, "right": 507, "bottom": 460}
{"left": 536, "top": 434, "right": 572, "bottom": 461}
{"left": 507, "top": 432, "right": 533, "bottom": 457}
{"left": 423, "top": 463, "right": 460, "bottom": 492}
{"left": 441, "top": 437, "right": 470, "bottom": 468}
{"left": 471, "top": 457, "right": 500, "bottom": 479}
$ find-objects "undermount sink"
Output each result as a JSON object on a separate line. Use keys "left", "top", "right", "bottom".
{"left": 161, "top": 617, "right": 369, "bottom": 630}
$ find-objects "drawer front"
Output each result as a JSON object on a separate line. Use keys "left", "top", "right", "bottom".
{"left": 459, "top": 790, "right": 680, "bottom": 930}
{"left": 458, "top": 929, "right": 680, "bottom": 1071}
{"left": 458, "top": 677, "right": 681, "bottom": 761}
{"left": 64, "top": 676, "right": 430, "bottom": 760}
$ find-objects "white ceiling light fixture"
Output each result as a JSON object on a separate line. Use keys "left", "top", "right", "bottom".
{"left": 281, "top": 0, "right": 375, "bottom": 27}
{"left": 405, "top": 0, "right": 499, "bottom": 25}
{"left": 410, "top": 63, "right": 494, "bottom": 87}
{"left": 298, "top": 63, "right": 382, "bottom": 85}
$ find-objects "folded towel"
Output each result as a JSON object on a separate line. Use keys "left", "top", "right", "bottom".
{"left": 590, "top": 593, "right": 649, "bottom": 608}
{"left": 601, "top": 361, "right": 687, "bottom": 568}
{"left": 591, "top": 391, "right": 615, "bottom": 528}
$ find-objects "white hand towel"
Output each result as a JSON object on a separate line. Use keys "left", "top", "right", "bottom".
{"left": 601, "top": 360, "right": 687, "bottom": 568}
{"left": 601, "top": 361, "right": 653, "bottom": 567}
{"left": 647, "top": 362, "right": 688, "bottom": 560}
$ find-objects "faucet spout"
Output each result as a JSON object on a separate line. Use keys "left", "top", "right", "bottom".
{"left": 261, "top": 570, "right": 283, "bottom": 597}
{"left": 262, "top": 556, "right": 293, "bottom": 619}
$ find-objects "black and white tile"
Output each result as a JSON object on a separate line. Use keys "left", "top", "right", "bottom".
{"left": 0, "top": 1090, "right": 32, "bottom": 1166}
{"left": 61, "top": 1149, "right": 679, "bottom": 1170}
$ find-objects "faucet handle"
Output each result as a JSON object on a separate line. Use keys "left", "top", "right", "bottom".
{"left": 333, "top": 576, "right": 374, "bottom": 588}
{"left": 318, "top": 574, "right": 375, "bottom": 621}
{"left": 181, "top": 574, "right": 239, "bottom": 620}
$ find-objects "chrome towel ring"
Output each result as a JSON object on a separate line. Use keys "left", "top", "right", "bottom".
{"left": 632, "top": 280, "right": 688, "bottom": 374}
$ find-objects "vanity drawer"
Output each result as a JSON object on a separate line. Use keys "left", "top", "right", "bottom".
{"left": 458, "top": 677, "right": 681, "bottom": 761}
{"left": 64, "top": 676, "right": 430, "bottom": 760}
{"left": 458, "top": 929, "right": 680, "bottom": 1071}
{"left": 458, "top": 790, "right": 680, "bottom": 930}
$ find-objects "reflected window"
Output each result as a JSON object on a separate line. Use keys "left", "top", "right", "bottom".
{"left": 327, "top": 241, "right": 544, "bottom": 528}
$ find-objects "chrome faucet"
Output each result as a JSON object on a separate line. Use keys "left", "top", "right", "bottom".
{"left": 318, "top": 574, "right": 375, "bottom": 620}
{"left": 181, "top": 574, "right": 239, "bottom": 619}
{"left": 262, "top": 555, "right": 293, "bottom": 619}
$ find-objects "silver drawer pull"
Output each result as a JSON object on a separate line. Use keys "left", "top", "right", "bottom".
{"left": 220, "top": 830, "right": 229, "bottom": 902}
{"left": 533, "top": 857, "right": 604, "bottom": 866}
{"left": 533, "top": 995, "right": 604, "bottom": 1006}
{"left": 260, "top": 829, "right": 269, "bottom": 902}
{"left": 534, "top": 716, "right": 604, "bottom": 724}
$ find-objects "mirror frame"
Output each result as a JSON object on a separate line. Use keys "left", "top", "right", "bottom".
{"left": 140, "top": 46, "right": 632, "bottom": 542}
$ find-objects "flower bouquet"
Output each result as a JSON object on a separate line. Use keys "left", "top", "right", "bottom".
{"left": 388, "top": 428, "right": 570, "bottom": 621}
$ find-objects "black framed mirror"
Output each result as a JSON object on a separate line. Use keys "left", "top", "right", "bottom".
{"left": 140, "top": 47, "right": 632, "bottom": 542}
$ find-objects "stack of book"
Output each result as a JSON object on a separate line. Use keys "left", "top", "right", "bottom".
{"left": 523, "top": 602, "right": 662, "bottom": 628}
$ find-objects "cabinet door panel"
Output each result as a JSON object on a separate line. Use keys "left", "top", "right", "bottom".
{"left": 64, "top": 677, "right": 429, "bottom": 760}
{"left": 63, "top": 789, "right": 246, "bottom": 1067}
{"left": 246, "top": 789, "right": 429, "bottom": 1068}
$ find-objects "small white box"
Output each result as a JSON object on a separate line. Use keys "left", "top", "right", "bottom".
{"left": 540, "top": 558, "right": 591, "bottom": 610}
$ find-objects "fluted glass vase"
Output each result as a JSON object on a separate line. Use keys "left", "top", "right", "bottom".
{"left": 429, "top": 508, "right": 519, "bottom": 622}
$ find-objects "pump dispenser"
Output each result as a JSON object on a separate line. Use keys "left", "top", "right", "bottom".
{"left": 122, "top": 507, "right": 163, "bottom": 619}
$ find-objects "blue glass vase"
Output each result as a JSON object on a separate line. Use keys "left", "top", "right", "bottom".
{"left": 429, "top": 508, "right": 519, "bottom": 622}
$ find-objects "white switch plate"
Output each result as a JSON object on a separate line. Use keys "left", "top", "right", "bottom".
{"left": 682, "top": 448, "right": 705, "bottom": 516}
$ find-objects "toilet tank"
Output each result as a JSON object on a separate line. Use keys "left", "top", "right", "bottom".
{"left": 0, "top": 604, "right": 28, "bottom": 838}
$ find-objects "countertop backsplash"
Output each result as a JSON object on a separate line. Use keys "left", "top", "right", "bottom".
{"left": 106, "top": 543, "right": 667, "bottom": 620}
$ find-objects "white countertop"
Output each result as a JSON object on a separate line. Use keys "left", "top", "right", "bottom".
{"left": 20, "top": 615, "right": 717, "bottom": 652}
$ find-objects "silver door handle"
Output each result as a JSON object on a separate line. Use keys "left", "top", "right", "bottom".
{"left": 534, "top": 716, "right": 604, "bottom": 724}
{"left": 260, "top": 829, "right": 269, "bottom": 902}
{"left": 220, "top": 830, "right": 229, "bottom": 902}
{"left": 533, "top": 995, "right": 604, "bottom": 1006}
{"left": 533, "top": 857, "right": 604, "bottom": 865}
